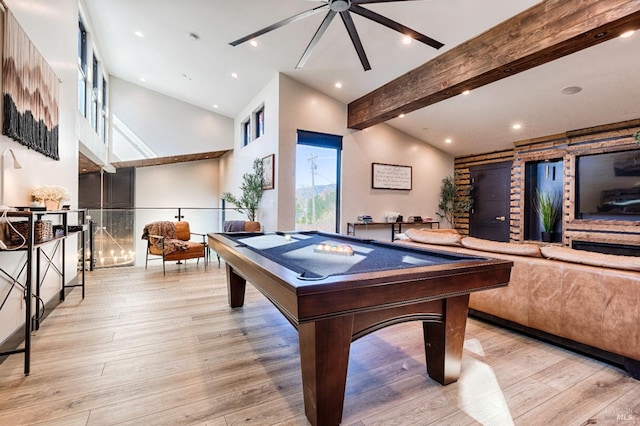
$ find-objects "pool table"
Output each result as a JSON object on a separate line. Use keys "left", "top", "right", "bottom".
{"left": 208, "top": 231, "right": 512, "bottom": 426}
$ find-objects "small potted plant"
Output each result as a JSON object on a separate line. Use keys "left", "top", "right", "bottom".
{"left": 221, "top": 158, "right": 265, "bottom": 225}
{"left": 533, "top": 189, "right": 561, "bottom": 242}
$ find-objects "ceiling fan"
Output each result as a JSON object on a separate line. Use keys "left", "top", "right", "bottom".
{"left": 229, "top": 0, "right": 444, "bottom": 71}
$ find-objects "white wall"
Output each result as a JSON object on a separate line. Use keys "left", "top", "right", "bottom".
{"left": 343, "top": 124, "right": 454, "bottom": 231}
{"left": 111, "top": 78, "right": 234, "bottom": 159}
{"left": 277, "top": 74, "right": 453, "bottom": 233}
{"left": 219, "top": 73, "right": 280, "bottom": 231}
{"left": 133, "top": 160, "right": 222, "bottom": 266}
{"left": 1, "top": 0, "right": 80, "bottom": 344}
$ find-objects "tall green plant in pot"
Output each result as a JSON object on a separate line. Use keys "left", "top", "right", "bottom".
{"left": 221, "top": 158, "right": 265, "bottom": 223}
{"left": 534, "top": 189, "right": 561, "bottom": 242}
{"left": 436, "top": 171, "right": 473, "bottom": 230}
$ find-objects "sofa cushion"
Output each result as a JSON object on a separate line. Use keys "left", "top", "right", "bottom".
{"left": 404, "top": 228, "right": 462, "bottom": 246}
{"left": 541, "top": 246, "right": 640, "bottom": 271}
{"left": 461, "top": 237, "right": 542, "bottom": 257}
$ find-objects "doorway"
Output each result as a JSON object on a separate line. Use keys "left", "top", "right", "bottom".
{"left": 469, "top": 161, "right": 512, "bottom": 242}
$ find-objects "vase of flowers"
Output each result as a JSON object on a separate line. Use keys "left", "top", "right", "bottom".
{"left": 32, "top": 185, "right": 70, "bottom": 211}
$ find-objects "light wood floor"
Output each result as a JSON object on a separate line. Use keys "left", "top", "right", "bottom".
{"left": 0, "top": 263, "right": 638, "bottom": 425}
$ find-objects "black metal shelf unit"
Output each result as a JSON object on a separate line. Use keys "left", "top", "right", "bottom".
{"left": 0, "top": 209, "right": 88, "bottom": 375}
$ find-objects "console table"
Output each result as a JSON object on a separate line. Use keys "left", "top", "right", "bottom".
{"left": 347, "top": 220, "right": 439, "bottom": 241}
{"left": 0, "top": 209, "right": 88, "bottom": 375}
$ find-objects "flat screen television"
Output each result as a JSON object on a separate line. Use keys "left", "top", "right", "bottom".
{"left": 576, "top": 148, "right": 640, "bottom": 221}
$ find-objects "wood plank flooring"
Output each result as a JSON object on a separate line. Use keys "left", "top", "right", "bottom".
{"left": 0, "top": 263, "right": 638, "bottom": 425}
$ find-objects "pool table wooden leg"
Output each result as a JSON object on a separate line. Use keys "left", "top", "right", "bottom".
{"left": 226, "top": 264, "right": 246, "bottom": 308}
{"left": 298, "top": 315, "right": 354, "bottom": 426}
{"left": 423, "top": 294, "right": 470, "bottom": 385}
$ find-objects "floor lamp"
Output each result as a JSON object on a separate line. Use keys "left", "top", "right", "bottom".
{"left": 1, "top": 148, "right": 23, "bottom": 210}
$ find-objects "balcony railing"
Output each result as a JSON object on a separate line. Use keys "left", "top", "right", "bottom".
{"left": 83, "top": 207, "right": 247, "bottom": 269}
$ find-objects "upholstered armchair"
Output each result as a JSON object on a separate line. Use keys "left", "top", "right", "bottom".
{"left": 142, "top": 221, "right": 207, "bottom": 275}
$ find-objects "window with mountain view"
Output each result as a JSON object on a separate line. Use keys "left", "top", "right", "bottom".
{"left": 295, "top": 130, "right": 342, "bottom": 233}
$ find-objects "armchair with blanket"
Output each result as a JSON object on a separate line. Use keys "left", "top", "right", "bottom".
{"left": 142, "top": 221, "right": 207, "bottom": 275}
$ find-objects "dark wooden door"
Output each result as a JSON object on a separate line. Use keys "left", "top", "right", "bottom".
{"left": 469, "top": 161, "right": 512, "bottom": 242}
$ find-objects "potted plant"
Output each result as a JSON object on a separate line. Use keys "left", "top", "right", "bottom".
{"left": 436, "top": 171, "right": 473, "bottom": 229}
{"left": 221, "top": 158, "right": 265, "bottom": 224}
{"left": 533, "top": 189, "right": 561, "bottom": 242}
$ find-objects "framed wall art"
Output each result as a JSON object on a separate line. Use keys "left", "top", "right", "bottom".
{"left": 262, "top": 154, "right": 274, "bottom": 190}
{"left": 372, "top": 162, "right": 412, "bottom": 190}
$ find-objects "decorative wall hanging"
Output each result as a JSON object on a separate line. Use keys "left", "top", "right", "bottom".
{"left": 2, "top": 10, "right": 59, "bottom": 160}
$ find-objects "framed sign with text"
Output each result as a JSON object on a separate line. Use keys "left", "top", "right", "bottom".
{"left": 371, "top": 163, "right": 412, "bottom": 190}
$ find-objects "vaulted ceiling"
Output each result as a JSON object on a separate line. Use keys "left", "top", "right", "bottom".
{"left": 83, "top": 0, "right": 640, "bottom": 160}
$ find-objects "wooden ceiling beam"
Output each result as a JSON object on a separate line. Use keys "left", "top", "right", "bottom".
{"left": 347, "top": 0, "right": 640, "bottom": 130}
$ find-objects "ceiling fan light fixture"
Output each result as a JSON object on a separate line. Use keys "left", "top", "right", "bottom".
{"left": 329, "top": 0, "right": 351, "bottom": 13}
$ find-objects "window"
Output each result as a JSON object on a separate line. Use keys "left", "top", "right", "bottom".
{"left": 100, "top": 78, "right": 108, "bottom": 144}
{"left": 77, "top": 19, "right": 87, "bottom": 116}
{"left": 254, "top": 106, "right": 265, "bottom": 139}
{"left": 242, "top": 119, "right": 251, "bottom": 147}
{"left": 295, "top": 130, "right": 342, "bottom": 233}
{"left": 91, "top": 55, "right": 99, "bottom": 131}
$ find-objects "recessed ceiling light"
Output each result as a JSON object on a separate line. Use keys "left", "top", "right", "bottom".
{"left": 561, "top": 85, "right": 582, "bottom": 95}
{"left": 512, "top": 123, "right": 522, "bottom": 130}
{"left": 445, "top": 138, "right": 452, "bottom": 144}
{"left": 213, "top": 104, "right": 219, "bottom": 109}
{"left": 134, "top": 31, "right": 144, "bottom": 38}
{"left": 398, "top": 113, "right": 405, "bottom": 118}
{"left": 402, "top": 36, "right": 412, "bottom": 45}
{"left": 462, "top": 90, "right": 470, "bottom": 95}
{"left": 335, "top": 82, "right": 342, "bottom": 88}
{"left": 231, "top": 72, "right": 238, "bottom": 78}
{"left": 139, "top": 77, "right": 146, "bottom": 82}
{"left": 620, "top": 30, "right": 636, "bottom": 38}
{"left": 249, "top": 39, "right": 258, "bottom": 47}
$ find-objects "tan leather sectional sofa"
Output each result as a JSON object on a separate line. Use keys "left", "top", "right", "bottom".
{"left": 396, "top": 228, "right": 640, "bottom": 379}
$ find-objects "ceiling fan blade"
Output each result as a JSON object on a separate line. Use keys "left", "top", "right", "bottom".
{"left": 229, "top": 5, "right": 328, "bottom": 46}
{"left": 350, "top": 4, "right": 444, "bottom": 49}
{"left": 339, "top": 12, "right": 371, "bottom": 71}
{"left": 296, "top": 10, "right": 337, "bottom": 69}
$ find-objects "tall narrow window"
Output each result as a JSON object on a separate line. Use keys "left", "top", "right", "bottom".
{"left": 77, "top": 19, "right": 87, "bottom": 116}
{"left": 295, "top": 130, "right": 342, "bottom": 233}
{"left": 91, "top": 56, "right": 99, "bottom": 131}
{"left": 100, "top": 78, "right": 108, "bottom": 144}
{"left": 242, "top": 119, "right": 251, "bottom": 147}
{"left": 254, "top": 106, "right": 265, "bottom": 139}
